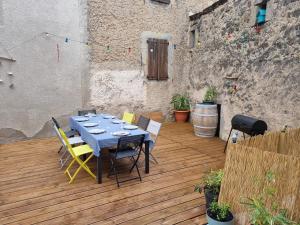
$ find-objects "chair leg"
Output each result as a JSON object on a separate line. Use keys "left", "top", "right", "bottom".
{"left": 112, "top": 159, "right": 120, "bottom": 188}
{"left": 65, "top": 159, "right": 76, "bottom": 174}
{"left": 69, "top": 166, "right": 83, "bottom": 184}
{"left": 130, "top": 156, "right": 139, "bottom": 173}
{"left": 80, "top": 154, "right": 96, "bottom": 179}
{"left": 135, "top": 162, "right": 142, "bottom": 181}
{"left": 58, "top": 145, "right": 63, "bottom": 153}
{"left": 108, "top": 159, "right": 114, "bottom": 178}
{"left": 60, "top": 154, "right": 71, "bottom": 169}
{"left": 150, "top": 153, "right": 158, "bottom": 164}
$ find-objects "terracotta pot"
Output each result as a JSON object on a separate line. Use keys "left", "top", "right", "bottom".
{"left": 174, "top": 111, "right": 190, "bottom": 122}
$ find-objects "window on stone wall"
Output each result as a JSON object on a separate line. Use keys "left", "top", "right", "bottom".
{"left": 151, "top": 0, "right": 170, "bottom": 4}
{"left": 255, "top": 0, "right": 268, "bottom": 26}
{"left": 190, "top": 30, "right": 196, "bottom": 48}
{"left": 251, "top": 0, "right": 274, "bottom": 27}
{"left": 189, "top": 27, "right": 201, "bottom": 48}
{"left": 147, "top": 38, "right": 169, "bottom": 81}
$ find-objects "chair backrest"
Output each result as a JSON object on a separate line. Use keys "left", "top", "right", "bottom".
{"left": 146, "top": 120, "right": 162, "bottom": 142}
{"left": 137, "top": 115, "right": 150, "bottom": 130}
{"left": 78, "top": 109, "right": 97, "bottom": 116}
{"left": 52, "top": 117, "right": 60, "bottom": 129}
{"left": 115, "top": 135, "right": 145, "bottom": 156}
{"left": 122, "top": 112, "right": 135, "bottom": 124}
{"left": 58, "top": 128, "right": 76, "bottom": 158}
{"left": 52, "top": 122, "right": 65, "bottom": 144}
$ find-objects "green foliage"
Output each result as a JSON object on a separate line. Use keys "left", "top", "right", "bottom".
{"left": 203, "top": 86, "right": 218, "bottom": 103}
{"left": 241, "top": 171, "right": 299, "bottom": 225}
{"left": 194, "top": 169, "right": 224, "bottom": 195}
{"left": 171, "top": 93, "right": 190, "bottom": 111}
{"left": 209, "top": 201, "right": 232, "bottom": 222}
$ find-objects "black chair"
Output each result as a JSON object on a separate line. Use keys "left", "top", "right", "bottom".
{"left": 51, "top": 117, "right": 78, "bottom": 154}
{"left": 108, "top": 135, "right": 145, "bottom": 187}
{"left": 136, "top": 115, "right": 150, "bottom": 130}
{"left": 78, "top": 109, "right": 97, "bottom": 116}
{"left": 51, "top": 117, "right": 77, "bottom": 138}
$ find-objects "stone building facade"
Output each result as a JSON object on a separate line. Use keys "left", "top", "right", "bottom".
{"left": 86, "top": 0, "right": 214, "bottom": 119}
{"left": 181, "top": 0, "right": 300, "bottom": 139}
{"left": 0, "top": 0, "right": 299, "bottom": 143}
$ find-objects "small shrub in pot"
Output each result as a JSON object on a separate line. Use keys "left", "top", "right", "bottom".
{"left": 203, "top": 86, "right": 218, "bottom": 104}
{"left": 194, "top": 169, "right": 224, "bottom": 209}
{"left": 170, "top": 93, "right": 191, "bottom": 122}
{"left": 206, "top": 202, "right": 234, "bottom": 225}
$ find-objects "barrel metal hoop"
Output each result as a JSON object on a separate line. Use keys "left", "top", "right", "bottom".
{"left": 193, "top": 113, "right": 218, "bottom": 117}
{"left": 194, "top": 125, "right": 217, "bottom": 129}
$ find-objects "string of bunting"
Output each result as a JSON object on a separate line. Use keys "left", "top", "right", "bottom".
{"left": 3, "top": 31, "right": 179, "bottom": 54}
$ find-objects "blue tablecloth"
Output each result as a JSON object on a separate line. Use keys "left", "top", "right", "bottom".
{"left": 70, "top": 114, "right": 153, "bottom": 157}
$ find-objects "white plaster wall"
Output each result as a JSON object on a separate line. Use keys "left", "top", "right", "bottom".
{"left": 0, "top": 0, "right": 88, "bottom": 139}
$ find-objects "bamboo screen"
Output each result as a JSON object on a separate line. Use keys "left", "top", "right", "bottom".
{"left": 219, "top": 128, "right": 300, "bottom": 224}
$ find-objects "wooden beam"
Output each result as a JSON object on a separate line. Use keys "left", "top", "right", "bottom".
{"left": 189, "top": 0, "right": 228, "bottom": 21}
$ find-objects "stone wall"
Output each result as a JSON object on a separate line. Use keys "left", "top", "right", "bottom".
{"left": 0, "top": 0, "right": 89, "bottom": 143}
{"left": 182, "top": 0, "right": 300, "bottom": 139}
{"left": 86, "top": 0, "right": 211, "bottom": 119}
{"left": 1, "top": 0, "right": 299, "bottom": 143}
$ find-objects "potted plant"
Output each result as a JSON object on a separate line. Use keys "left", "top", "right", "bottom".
{"left": 207, "top": 201, "right": 234, "bottom": 225}
{"left": 203, "top": 86, "right": 218, "bottom": 104}
{"left": 241, "top": 171, "right": 299, "bottom": 225}
{"left": 171, "top": 93, "right": 190, "bottom": 122}
{"left": 194, "top": 169, "right": 224, "bottom": 209}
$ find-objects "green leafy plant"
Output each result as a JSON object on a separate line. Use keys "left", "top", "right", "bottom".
{"left": 241, "top": 171, "right": 299, "bottom": 225}
{"left": 208, "top": 201, "right": 232, "bottom": 222}
{"left": 171, "top": 93, "right": 190, "bottom": 111}
{"left": 194, "top": 169, "right": 224, "bottom": 195}
{"left": 203, "top": 86, "right": 218, "bottom": 103}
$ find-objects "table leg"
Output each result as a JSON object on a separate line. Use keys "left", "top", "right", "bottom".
{"left": 145, "top": 140, "right": 150, "bottom": 174}
{"left": 96, "top": 155, "right": 102, "bottom": 184}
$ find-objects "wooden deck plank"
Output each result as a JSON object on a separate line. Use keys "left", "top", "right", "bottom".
{"left": 0, "top": 123, "right": 225, "bottom": 224}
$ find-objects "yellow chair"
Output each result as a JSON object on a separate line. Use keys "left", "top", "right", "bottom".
{"left": 59, "top": 128, "right": 96, "bottom": 184}
{"left": 122, "top": 112, "right": 135, "bottom": 124}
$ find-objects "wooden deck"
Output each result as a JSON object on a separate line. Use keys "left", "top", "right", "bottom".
{"left": 0, "top": 123, "right": 225, "bottom": 225}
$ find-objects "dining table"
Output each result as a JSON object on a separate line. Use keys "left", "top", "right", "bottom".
{"left": 69, "top": 114, "right": 153, "bottom": 184}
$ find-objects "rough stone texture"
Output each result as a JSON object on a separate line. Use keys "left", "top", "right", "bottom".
{"left": 182, "top": 0, "right": 300, "bottom": 139}
{"left": 87, "top": 0, "right": 212, "bottom": 119}
{"left": 0, "top": 0, "right": 88, "bottom": 143}
{"left": 1, "top": 0, "right": 299, "bottom": 143}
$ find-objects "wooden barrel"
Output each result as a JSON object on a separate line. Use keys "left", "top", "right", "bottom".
{"left": 192, "top": 104, "right": 218, "bottom": 137}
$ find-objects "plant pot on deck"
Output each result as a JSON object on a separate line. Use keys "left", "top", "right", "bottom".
{"left": 174, "top": 111, "right": 190, "bottom": 122}
{"left": 204, "top": 186, "right": 220, "bottom": 209}
{"left": 206, "top": 209, "right": 234, "bottom": 225}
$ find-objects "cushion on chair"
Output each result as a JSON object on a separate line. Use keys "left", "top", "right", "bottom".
{"left": 73, "top": 145, "right": 94, "bottom": 157}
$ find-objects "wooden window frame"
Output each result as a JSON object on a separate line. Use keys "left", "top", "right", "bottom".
{"left": 147, "top": 38, "right": 169, "bottom": 81}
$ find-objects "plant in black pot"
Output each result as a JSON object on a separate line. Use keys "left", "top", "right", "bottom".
{"left": 203, "top": 86, "right": 218, "bottom": 104}
{"left": 194, "top": 169, "right": 224, "bottom": 209}
{"left": 207, "top": 201, "right": 234, "bottom": 225}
